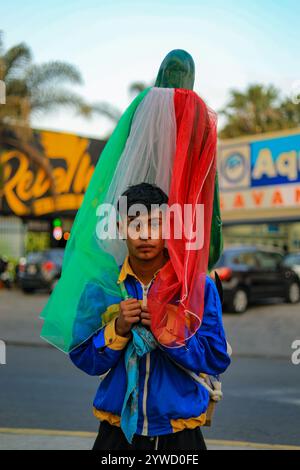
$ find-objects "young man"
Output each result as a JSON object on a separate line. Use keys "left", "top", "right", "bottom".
{"left": 70, "top": 182, "right": 231, "bottom": 451}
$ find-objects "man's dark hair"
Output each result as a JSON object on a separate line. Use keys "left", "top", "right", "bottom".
{"left": 117, "top": 182, "right": 168, "bottom": 214}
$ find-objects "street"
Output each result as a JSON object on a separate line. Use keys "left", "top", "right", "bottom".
{"left": 0, "top": 289, "right": 300, "bottom": 448}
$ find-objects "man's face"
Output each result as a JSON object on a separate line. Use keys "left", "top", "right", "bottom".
{"left": 120, "top": 208, "right": 166, "bottom": 261}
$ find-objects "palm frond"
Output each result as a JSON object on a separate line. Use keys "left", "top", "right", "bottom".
{"left": 4, "top": 43, "right": 32, "bottom": 80}
{"left": 25, "top": 62, "right": 83, "bottom": 91}
{"left": 29, "top": 88, "right": 93, "bottom": 117}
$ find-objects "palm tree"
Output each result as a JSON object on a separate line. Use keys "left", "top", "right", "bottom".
{"left": 280, "top": 96, "right": 300, "bottom": 129}
{"left": 219, "top": 84, "right": 300, "bottom": 139}
{"left": 0, "top": 31, "right": 104, "bottom": 207}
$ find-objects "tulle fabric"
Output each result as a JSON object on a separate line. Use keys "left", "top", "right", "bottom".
{"left": 96, "top": 87, "right": 177, "bottom": 265}
{"left": 40, "top": 85, "right": 218, "bottom": 353}
{"left": 148, "top": 89, "right": 218, "bottom": 348}
{"left": 40, "top": 88, "right": 177, "bottom": 353}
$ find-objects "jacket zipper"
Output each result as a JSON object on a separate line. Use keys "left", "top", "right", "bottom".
{"left": 141, "top": 281, "right": 152, "bottom": 436}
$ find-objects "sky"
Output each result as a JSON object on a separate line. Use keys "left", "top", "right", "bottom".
{"left": 2, "top": 0, "right": 300, "bottom": 138}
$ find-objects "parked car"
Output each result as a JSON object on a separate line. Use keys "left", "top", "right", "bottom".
{"left": 18, "top": 249, "right": 64, "bottom": 293}
{"left": 282, "top": 253, "right": 300, "bottom": 279}
{"left": 212, "top": 246, "right": 300, "bottom": 313}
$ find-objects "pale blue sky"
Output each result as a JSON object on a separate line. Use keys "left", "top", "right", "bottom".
{"left": 2, "top": 0, "right": 300, "bottom": 138}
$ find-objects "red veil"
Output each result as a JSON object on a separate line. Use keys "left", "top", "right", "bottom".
{"left": 148, "top": 89, "right": 218, "bottom": 348}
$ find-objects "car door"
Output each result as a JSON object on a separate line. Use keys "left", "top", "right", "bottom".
{"left": 254, "top": 251, "right": 285, "bottom": 298}
{"left": 236, "top": 251, "right": 265, "bottom": 299}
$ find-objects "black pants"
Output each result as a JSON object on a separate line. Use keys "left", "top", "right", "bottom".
{"left": 92, "top": 420, "right": 207, "bottom": 451}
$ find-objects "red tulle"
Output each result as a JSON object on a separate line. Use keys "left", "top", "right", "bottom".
{"left": 148, "top": 89, "right": 218, "bottom": 347}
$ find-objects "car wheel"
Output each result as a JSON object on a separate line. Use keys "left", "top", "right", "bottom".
{"left": 230, "top": 288, "right": 249, "bottom": 314}
{"left": 285, "top": 282, "right": 300, "bottom": 304}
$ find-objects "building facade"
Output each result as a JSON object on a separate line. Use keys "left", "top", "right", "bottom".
{"left": 218, "top": 128, "right": 300, "bottom": 253}
{"left": 1, "top": 126, "right": 300, "bottom": 259}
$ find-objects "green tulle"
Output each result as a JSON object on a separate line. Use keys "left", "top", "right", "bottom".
{"left": 208, "top": 172, "right": 223, "bottom": 272}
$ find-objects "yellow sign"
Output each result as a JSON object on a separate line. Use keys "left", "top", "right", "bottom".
{"left": 1, "top": 130, "right": 105, "bottom": 217}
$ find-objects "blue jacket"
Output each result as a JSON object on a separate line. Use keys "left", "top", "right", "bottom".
{"left": 70, "top": 256, "right": 231, "bottom": 437}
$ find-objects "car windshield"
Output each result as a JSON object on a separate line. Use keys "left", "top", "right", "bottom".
{"left": 283, "top": 254, "right": 300, "bottom": 266}
{"left": 26, "top": 252, "right": 45, "bottom": 264}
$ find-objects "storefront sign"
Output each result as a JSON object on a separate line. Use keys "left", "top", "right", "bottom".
{"left": 0, "top": 130, "right": 105, "bottom": 217}
{"left": 219, "top": 130, "right": 300, "bottom": 211}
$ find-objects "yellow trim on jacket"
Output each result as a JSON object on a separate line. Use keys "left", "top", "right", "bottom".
{"left": 117, "top": 255, "right": 161, "bottom": 285}
{"left": 117, "top": 255, "right": 141, "bottom": 284}
{"left": 104, "top": 317, "right": 131, "bottom": 351}
{"left": 93, "top": 408, "right": 121, "bottom": 427}
{"left": 170, "top": 413, "right": 207, "bottom": 432}
{"left": 93, "top": 408, "right": 207, "bottom": 433}
{"left": 101, "top": 303, "right": 120, "bottom": 327}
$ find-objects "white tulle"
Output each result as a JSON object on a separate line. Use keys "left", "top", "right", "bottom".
{"left": 95, "top": 87, "right": 177, "bottom": 265}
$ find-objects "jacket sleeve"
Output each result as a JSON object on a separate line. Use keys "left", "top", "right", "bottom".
{"left": 69, "top": 317, "right": 131, "bottom": 376}
{"left": 160, "top": 276, "right": 231, "bottom": 376}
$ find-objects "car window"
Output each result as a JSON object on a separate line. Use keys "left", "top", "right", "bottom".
{"left": 236, "top": 252, "right": 259, "bottom": 268}
{"left": 256, "top": 251, "right": 283, "bottom": 269}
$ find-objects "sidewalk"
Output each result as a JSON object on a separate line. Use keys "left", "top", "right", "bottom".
{"left": 1, "top": 428, "right": 299, "bottom": 451}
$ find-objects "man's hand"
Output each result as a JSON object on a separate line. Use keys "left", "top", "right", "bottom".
{"left": 141, "top": 305, "right": 151, "bottom": 329}
{"left": 115, "top": 299, "right": 142, "bottom": 338}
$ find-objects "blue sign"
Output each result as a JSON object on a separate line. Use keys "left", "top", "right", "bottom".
{"left": 251, "top": 134, "right": 300, "bottom": 187}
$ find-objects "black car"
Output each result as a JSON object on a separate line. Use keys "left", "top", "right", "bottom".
{"left": 212, "top": 246, "right": 300, "bottom": 313}
{"left": 19, "top": 249, "right": 64, "bottom": 293}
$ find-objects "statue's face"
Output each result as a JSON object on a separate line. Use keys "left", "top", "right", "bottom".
{"left": 161, "top": 59, "right": 190, "bottom": 88}
{"left": 155, "top": 50, "right": 195, "bottom": 90}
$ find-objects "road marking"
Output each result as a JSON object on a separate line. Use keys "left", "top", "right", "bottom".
{"left": 0, "top": 428, "right": 96, "bottom": 438}
{"left": 207, "top": 439, "right": 300, "bottom": 451}
{"left": 0, "top": 428, "right": 300, "bottom": 450}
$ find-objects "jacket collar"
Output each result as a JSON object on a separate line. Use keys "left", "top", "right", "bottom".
{"left": 117, "top": 255, "right": 162, "bottom": 285}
